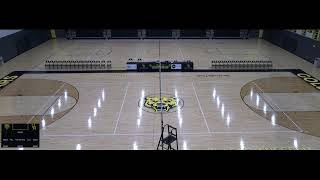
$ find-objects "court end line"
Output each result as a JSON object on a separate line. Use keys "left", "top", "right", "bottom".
{"left": 43, "top": 130, "right": 295, "bottom": 137}
{"left": 192, "top": 81, "right": 211, "bottom": 133}
{"left": 113, "top": 82, "right": 129, "bottom": 134}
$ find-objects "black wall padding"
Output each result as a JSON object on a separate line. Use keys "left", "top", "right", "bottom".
{"left": 146, "top": 29, "right": 172, "bottom": 38}
{"left": 214, "top": 30, "right": 240, "bottom": 37}
{"left": 16, "top": 37, "right": 30, "bottom": 55}
{"left": 75, "top": 29, "right": 104, "bottom": 37}
{"left": 180, "top": 29, "right": 206, "bottom": 37}
{"left": 111, "top": 29, "right": 138, "bottom": 38}
{"left": 0, "top": 30, "right": 50, "bottom": 63}
{"left": 282, "top": 37, "right": 297, "bottom": 53}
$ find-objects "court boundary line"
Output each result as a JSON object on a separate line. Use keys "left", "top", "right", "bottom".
{"left": 192, "top": 81, "right": 211, "bottom": 133}
{"left": 113, "top": 82, "right": 129, "bottom": 134}
{"left": 43, "top": 130, "right": 295, "bottom": 137}
{"left": 4, "top": 69, "right": 305, "bottom": 74}
{"left": 1, "top": 69, "right": 319, "bottom": 133}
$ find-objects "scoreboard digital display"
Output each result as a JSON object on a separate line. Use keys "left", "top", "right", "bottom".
{"left": 1, "top": 124, "right": 39, "bottom": 148}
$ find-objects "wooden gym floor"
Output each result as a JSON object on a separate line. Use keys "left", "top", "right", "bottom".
{"left": 0, "top": 38, "right": 320, "bottom": 150}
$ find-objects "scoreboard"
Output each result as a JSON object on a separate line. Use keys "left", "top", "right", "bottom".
{"left": 126, "top": 60, "right": 193, "bottom": 72}
{"left": 1, "top": 124, "right": 39, "bottom": 148}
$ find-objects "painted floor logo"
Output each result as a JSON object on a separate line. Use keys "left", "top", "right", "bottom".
{"left": 138, "top": 94, "right": 184, "bottom": 113}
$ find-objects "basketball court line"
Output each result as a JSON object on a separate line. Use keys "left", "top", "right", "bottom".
{"left": 191, "top": 81, "right": 210, "bottom": 133}
{"left": 27, "top": 95, "right": 59, "bottom": 123}
{"left": 8, "top": 69, "right": 301, "bottom": 75}
{"left": 177, "top": 43, "right": 185, "bottom": 61}
{"left": 113, "top": 82, "right": 129, "bottom": 134}
{"left": 27, "top": 83, "right": 65, "bottom": 124}
{"left": 42, "top": 130, "right": 295, "bottom": 137}
{"left": 69, "top": 82, "right": 129, "bottom": 86}
{"left": 33, "top": 54, "right": 54, "bottom": 70}
{"left": 260, "top": 92, "right": 280, "bottom": 111}
{"left": 135, "top": 44, "right": 140, "bottom": 60}
{"left": 210, "top": 130, "right": 294, "bottom": 134}
{"left": 137, "top": 44, "right": 144, "bottom": 58}
{"left": 216, "top": 48, "right": 223, "bottom": 55}
{"left": 0, "top": 71, "right": 312, "bottom": 129}
{"left": 252, "top": 82, "right": 304, "bottom": 132}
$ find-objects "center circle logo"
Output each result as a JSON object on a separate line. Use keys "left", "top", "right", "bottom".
{"left": 138, "top": 93, "right": 184, "bottom": 113}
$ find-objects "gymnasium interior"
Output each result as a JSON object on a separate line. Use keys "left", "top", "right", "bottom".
{"left": 0, "top": 29, "right": 320, "bottom": 150}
